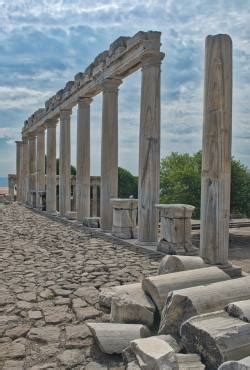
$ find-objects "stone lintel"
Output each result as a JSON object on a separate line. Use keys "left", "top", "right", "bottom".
{"left": 155, "top": 204, "right": 195, "bottom": 219}
{"left": 110, "top": 198, "right": 138, "bottom": 210}
{"left": 45, "top": 118, "right": 58, "bottom": 129}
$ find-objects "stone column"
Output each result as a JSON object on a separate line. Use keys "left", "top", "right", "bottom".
{"left": 200, "top": 34, "right": 232, "bottom": 265}
{"left": 59, "top": 109, "right": 72, "bottom": 216}
{"left": 28, "top": 134, "right": 37, "bottom": 206}
{"left": 22, "top": 137, "right": 29, "bottom": 204}
{"left": 76, "top": 97, "right": 92, "bottom": 221}
{"left": 15, "top": 141, "right": 23, "bottom": 202}
{"left": 46, "top": 119, "right": 57, "bottom": 213}
{"left": 36, "top": 127, "right": 45, "bottom": 207}
{"left": 100, "top": 78, "right": 122, "bottom": 231}
{"left": 138, "top": 51, "right": 164, "bottom": 243}
{"left": 8, "top": 174, "right": 15, "bottom": 199}
{"left": 92, "top": 183, "right": 98, "bottom": 217}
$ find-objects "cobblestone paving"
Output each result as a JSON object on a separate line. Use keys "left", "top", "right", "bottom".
{"left": 0, "top": 203, "right": 160, "bottom": 369}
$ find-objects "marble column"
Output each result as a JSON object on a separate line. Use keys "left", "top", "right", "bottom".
{"left": 76, "top": 97, "right": 92, "bottom": 221}
{"left": 100, "top": 78, "right": 122, "bottom": 231}
{"left": 28, "top": 134, "right": 37, "bottom": 206}
{"left": 46, "top": 119, "right": 57, "bottom": 213}
{"left": 22, "top": 137, "right": 29, "bottom": 204}
{"left": 15, "top": 141, "right": 23, "bottom": 202}
{"left": 92, "top": 184, "right": 98, "bottom": 217}
{"left": 59, "top": 109, "right": 72, "bottom": 216}
{"left": 138, "top": 51, "right": 164, "bottom": 243}
{"left": 200, "top": 34, "right": 232, "bottom": 265}
{"left": 36, "top": 127, "right": 45, "bottom": 207}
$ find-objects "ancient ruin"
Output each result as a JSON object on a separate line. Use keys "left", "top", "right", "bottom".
{"left": 2, "top": 29, "right": 249, "bottom": 370}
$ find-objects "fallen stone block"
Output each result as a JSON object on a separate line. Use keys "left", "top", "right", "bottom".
{"left": 158, "top": 255, "right": 206, "bottom": 275}
{"left": 87, "top": 323, "right": 150, "bottom": 354}
{"left": 159, "top": 276, "right": 250, "bottom": 336}
{"left": 99, "top": 283, "right": 141, "bottom": 308}
{"left": 142, "top": 266, "right": 230, "bottom": 312}
{"left": 219, "top": 356, "right": 250, "bottom": 369}
{"left": 181, "top": 311, "right": 250, "bottom": 370}
{"left": 83, "top": 217, "right": 100, "bottom": 228}
{"left": 110, "top": 285, "right": 155, "bottom": 327}
{"left": 226, "top": 300, "right": 250, "bottom": 322}
{"left": 130, "top": 336, "right": 176, "bottom": 370}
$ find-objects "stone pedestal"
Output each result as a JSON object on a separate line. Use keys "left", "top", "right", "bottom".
{"left": 46, "top": 119, "right": 57, "bottom": 213}
{"left": 200, "top": 34, "right": 232, "bottom": 265}
{"left": 59, "top": 109, "right": 71, "bottom": 216}
{"left": 138, "top": 51, "right": 164, "bottom": 243}
{"left": 110, "top": 198, "right": 138, "bottom": 239}
{"left": 155, "top": 204, "right": 195, "bottom": 254}
{"left": 36, "top": 127, "right": 45, "bottom": 207}
{"left": 100, "top": 78, "right": 122, "bottom": 231}
{"left": 76, "top": 97, "right": 92, "bottom": 221}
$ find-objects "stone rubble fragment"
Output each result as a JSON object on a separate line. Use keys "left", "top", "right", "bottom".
{"left": 181, "top": 311, "right": 250, "bottom": 370}
{"left": 87, "top": 322, "right": 151, "bottom": 354}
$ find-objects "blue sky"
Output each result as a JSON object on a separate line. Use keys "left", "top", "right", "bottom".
{"left": 0, "top": 0, "right": 249, "bottom": 176}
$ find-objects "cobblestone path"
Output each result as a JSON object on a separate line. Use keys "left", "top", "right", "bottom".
{"left": 0, "top": 203, "right": 160, "bottom": 369}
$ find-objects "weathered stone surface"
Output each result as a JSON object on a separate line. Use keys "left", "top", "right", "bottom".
{"left": 219, "top": 356, "right": 250, "bottom": 369}
{"left": 226, "top": 300, "right": 250, "bottom": 322}
{"left": 158, "top": 255, "right": 206, "bottom": 275}
{"left": 87, "top": 323, "right": 151, "bottom": 354}
{"left": 181, "top": 311, "right": 250, "bottom": 370}
{"left": 0, "top": 341, "right": 25, "bottom": 360}
{"left": 17, "top": 292, "right": 36, "bottom": 302}
{"left": 2, "top": 360, "right": 24, "bottom": 370}
{"left": 74, "top": 286, "right": 99, "bottom": 305}
{"left": 57, "top": 349, "right": 85, "bottom": 368}
{"left": 74, "top": 306, "right": 101, "bottom": 321}
{"left": 82, "top": 217, "right": 100, "bottom": 228}
{"left": 0, "top": 289, "right": 14, "bottom": 306}
{"left": 28, "top": 310, "right": 43, "bottom": 320}
{"left": 174, "top": 354, "right": 205, "bottom": 369}
{"left": 65, "top": 324, "right": 91, "bottom": 341}
{"left": 130, "top": 336, "right": 176, "bottom": 369}
{"left": 5, "top": 324, "right": 31, "bottom": 339}
{"left": 30, "top": 364, "right": 57, "bottom": 370}
{"left": 43, "top": 305, "right": 69, "bottom": 323}
{"left": 143, "top": 266, "right": 229, "bottom": 312}
{"left": 28, "top": 326, "right": 60, "bottom": 343}
{"left": 110, "top": 284, "right": 155, "bottom": 327}
{"left": 126, "top": 361, "right": 141, "bottom": 370}
{"left": 159, "top": 276, "right": 250, "bottom": 336}
{"left": 85, "top": 362, "right": 108, "bottom": 370}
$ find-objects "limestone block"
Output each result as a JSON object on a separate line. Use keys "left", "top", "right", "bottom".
{"left": 175, "top": 354, "right": 205, "bottom": 369}
{"left": 82, "top": 217, "right": 100, "bottom": 228}
{"left": 181, "top": 311, "right": 250, "bottom": 370}
{"left": 155, "top": 204, "right": 195, "bottom": 254}
{"left": 110, "top": 285, "right": 155, "bottom": 327}
{"left": 158, "top": 255, "right": 206, "bottom": 275}
{"left": 65, "top": 211, "right": 77, "bottom": 220}
{"left": 99, "top": 283, "right": 141, "bottom": 308}
{"left": 111, "top": 198, "right": 138, "bottom": 239}
{"left": 219, "top": 356, "right": 250, "bottom": 369}
{"left": 87, "top": 323, "right": 150, "bottom": 354}
{"left": 130, "top": 336, "right": 176, "bottom": 369}
{"left": 226, "top": 300, "right": 250, "bottom": 322}
{"left": 159, "top": 276, "right": 250, "bottom": 337}
{"left": 142, "top": 266, "right": 230, "bottom": 312}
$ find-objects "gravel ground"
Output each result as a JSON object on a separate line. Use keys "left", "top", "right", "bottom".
{"left": 0, "top": 203, "right": 160, "bottom": 369}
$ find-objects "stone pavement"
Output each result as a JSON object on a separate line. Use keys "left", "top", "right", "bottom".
{"left": 0, "top": 203, "right": 160, "bottom": 369}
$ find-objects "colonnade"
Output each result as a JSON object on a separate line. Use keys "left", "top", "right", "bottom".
{"left": 15, "top": 33, "right": 164, "bottom": 244}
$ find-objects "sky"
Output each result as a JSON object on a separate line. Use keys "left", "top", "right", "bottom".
{"left": 0, "top": 0, "right": 249, "bottom": 177}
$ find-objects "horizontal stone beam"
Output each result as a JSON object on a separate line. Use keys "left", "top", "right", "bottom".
{"left": 22, "top": 31, "right": 163, "bottom": 137}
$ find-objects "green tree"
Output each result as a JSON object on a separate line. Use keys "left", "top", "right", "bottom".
{"left": 118, "top": 167, "right": 138, "bottom": 198}
{"left": 160, "top": 151, "right": 250, "bottom": 219}
{"left": 45, "top": 156, "right": 76, "bottom": 175}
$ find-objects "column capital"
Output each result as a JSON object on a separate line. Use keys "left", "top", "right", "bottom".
{"left": 60, "top": 108, "right": 72, "bottom": 120}
{"left": 78, "top": 97, "right": 93, "bottom": 107}
{"left": 15, "top": 140, "right": 23, "bottom": 146}
{"left": 45, "top": 118, "right": 58, "bottom": 129}
{"left": 36, "top": 126, "right": 46, "bottom": 135}
{"left": 101, "top": 78, "right": 122, "bottom": 93}
{"left": 27, "top": 132, "right": 36, "bottom": 140}
{"left": 141, "top": 51, "right": 165, "bottom": 69}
